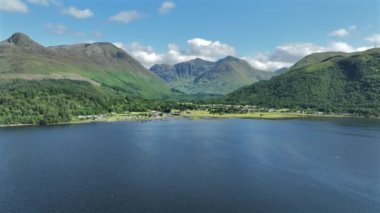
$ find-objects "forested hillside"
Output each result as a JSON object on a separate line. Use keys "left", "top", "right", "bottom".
{"left": 226, "top": 48, "right": 380, "bottom": 116}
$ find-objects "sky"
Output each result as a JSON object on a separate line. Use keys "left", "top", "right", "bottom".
{"left": 0, "top": 0, "right": 379, "bottom": 71}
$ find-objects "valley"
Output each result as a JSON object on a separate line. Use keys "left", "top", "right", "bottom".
{"left": 0, "top": 32, "right": 379, "bottom": 126}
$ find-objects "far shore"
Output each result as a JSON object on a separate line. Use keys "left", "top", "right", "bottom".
{"left": 0, "top": 110, "right": 376, "bottom": 128}
{"left": 179, "top": 110, "right": 350, "bottom": 120}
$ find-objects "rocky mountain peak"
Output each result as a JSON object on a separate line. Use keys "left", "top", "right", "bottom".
{"left": 3, "top": 32, "right": 44, "bottom": 49}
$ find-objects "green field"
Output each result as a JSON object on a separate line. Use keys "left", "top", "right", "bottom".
{"left": 179, "top": 110, "right": 346, "bottom": 120}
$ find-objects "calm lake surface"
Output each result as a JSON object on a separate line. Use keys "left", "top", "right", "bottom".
{"left": 0, "top": 118, "right": 379, "bottom": 212}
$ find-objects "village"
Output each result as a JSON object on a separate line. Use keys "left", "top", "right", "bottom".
{"left": 73, "top": 103, "right": 347, "bottom": 125}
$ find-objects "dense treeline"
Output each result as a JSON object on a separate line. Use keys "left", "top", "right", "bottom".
{"left": 0, "top": 80, "right": 178, "bottom": 125}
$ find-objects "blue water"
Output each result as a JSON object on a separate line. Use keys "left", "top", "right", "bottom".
{"left": 0, "top": 118, "right": 379, "bottom": 212}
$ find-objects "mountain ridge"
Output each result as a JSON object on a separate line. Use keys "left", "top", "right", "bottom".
{"left": 0, "top": 32, "right": 171, "bottom": 98}
{"left": 150, "top": 56, "right": 273, "bottom": 95}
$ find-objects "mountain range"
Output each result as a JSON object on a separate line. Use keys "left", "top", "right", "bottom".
{"left": 0, "top": 32, "right": 171, "bottom": 99}
{"left": 150, "top": 56, "right": 273, "bottom": 95}
{"left": 226, "top": 48, "right": 380, "bottom": 116}
{"left": 0, "top": 32, "right": 378, "bottom": 124}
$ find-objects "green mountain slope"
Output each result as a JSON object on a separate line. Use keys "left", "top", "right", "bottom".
{"left": 150, "top": 56, "right": 273, "bottom": 95}
{"left": 226, "top": 48, "right": 380, "bottom": 116}
{"left": 0, "top": 32, "right": 171, "bottom": 98}
{"left": 291, "top": 52, "right": 349, "bottom": 70}
{"left": 191, "top": 56, "right": 272, "bottom": 94}
{"left": 0, "top": 79, "right": 176, "bottom": 125}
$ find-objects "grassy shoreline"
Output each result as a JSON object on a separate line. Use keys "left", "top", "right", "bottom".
{"left": 178, "top": 110, "right": 371, "bottom": 121}
{"left": 0, "top": 110, "right": 371, "bottom": 128}
{"left": 180, "top": 110, "right": 317, "bottom": 119}
{"left": 0, "top": 112, "right": 167, "bottom": 128}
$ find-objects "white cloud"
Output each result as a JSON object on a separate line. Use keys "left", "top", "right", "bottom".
{"left": 242, "top": 55, "right": 293, "bottom": 72}
{"left": 329, "top": 29, "right": 349, "bottom": 37}
{"left": 113, "top": 42, "right": 124, "bottom": 49}
{"left": 327, "top": 41, "right": 355, "bottom": 52}
{"left": 366, "top": 34, "right": 380, "bottom": 44}
{"left": 109, "top": 11, "right": 141, "bottom": 23}
{"left": 125, "top": 42, "right": 164, "bottom": 66}
{"left": 272, "top": 43, "right": 324, "bottom": 62}
{"left": 62, "top": 6, "right": 93, "bottom": 19}
{"left": 187, "top": 38, "right": 236, "bottom": 58}
{"left": 0, "top": 0, "right": 28, "bottom": 13}
{"left": 244, "top": 41, "right": 369, "bottom": 71}
{"left": 116, "top": 38, "right": 235, "bottom": 68}
{"left": 159, "top": 1, "right": 176, "bottom": 14}
{"left": 117, "top": 38, "right": 369, "bottom": 71}
{"left": 0, "top": 0, "right": 61, "bottom": 13}
{"left": 356, "top": 46, "right": 372, "bottom": 52}
{"left": 328, "top": 25, "right": 357, "bottom": 37}
{"left": 46, "top": 23, "right": 67, "bottom": 35}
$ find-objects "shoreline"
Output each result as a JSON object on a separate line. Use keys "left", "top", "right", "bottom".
{"left": 0, "top": 110, "right": 377, "bottom": 128}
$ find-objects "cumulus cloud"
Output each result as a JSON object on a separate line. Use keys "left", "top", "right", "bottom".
{"left": 125, "top": 42, "right": 165, "bottom": 66}
{"left": 271, "top": 43, "right": 324, "bottom": 62}
{"left": 159, "top": 1, "right": 176, "bottom": 14}
{"left": 114, "top": 38, "right": 235, "bottom": 68}
{"left": 0, "top": 0, "right": 28, "bottom": 13}
{"left": 0, "top": 0, "right": 61, "bottom": 13}
{"left": 243, "top": 55, "right": 293, "bottom": 72}
{"left": 62, "top": 6, "right": 93, "bottom": 19}
{"left": 328, "top": 25, "right": 357, "bottom": 37}
{"left": 244, "top": 41, "right": 370, "bottom": 71}
{"left": 366, "top": 34, "right": 380, "bottom": 44}
{"left": 109, "top": 11, "right": 141, "bottom": 23}
{"left": 329, "top": 29, "right": 348, "bottom": 37}
{"left": 356, "top": 46, "right": 372, "bottom": 52}
{"left": 187, "top": 38, "right": 236, "bottom": 59}
{"left": 113, "top": 42, "right": 124, "bottom": 49}
{"left": 115, "top": 38, "right": 369, "bottom": 71}
{"left": 46, "top": 23, "right": 67, "bottom": 35}
{"left": 328, "top": 41, "right": 355, "bottom": 52}
{"left": 322, "top": 41, "right": 369, "bottom": 53}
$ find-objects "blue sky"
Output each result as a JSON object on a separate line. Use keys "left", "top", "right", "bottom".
{"left": 0, "top": 0, "right": 379, "bottom": 70}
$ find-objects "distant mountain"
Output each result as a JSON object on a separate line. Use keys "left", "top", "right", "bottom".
{"left": 0, "top": 32, "right": 171, "bottom": 98}
{"left": 226, "top": 48, "right": 380, "bottom": 116}
{"left": 3, "top": 32, "right": 45, "bottom": 50}
{"left": 150, "top": 56, "right": 273, "bottom": 95}
{"left": 150, "top": 58, "right": 214, "bottom": 84}
{"left": 273, "top": 67, "right": 289, "bottom": 76}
